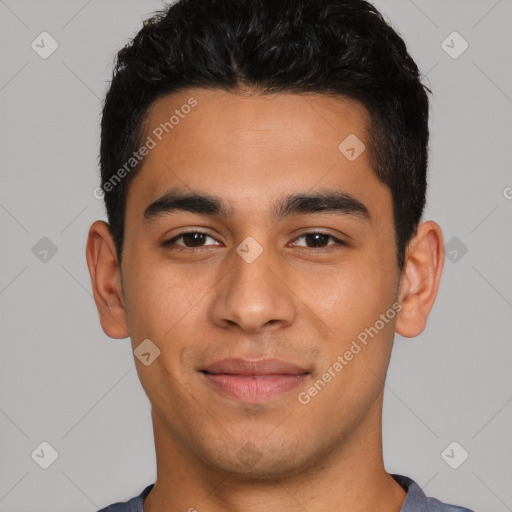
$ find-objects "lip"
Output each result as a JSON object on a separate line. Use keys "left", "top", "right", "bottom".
{"left": 200, "top": 358, "right": 310, "bottom": 402}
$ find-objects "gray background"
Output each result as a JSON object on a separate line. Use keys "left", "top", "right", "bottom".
{"left": 1, "top": 0, "right": 511, "bottom": 510}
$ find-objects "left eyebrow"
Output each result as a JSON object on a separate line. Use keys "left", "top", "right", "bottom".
{"left": 143, "top": 187, "right": 370, "bottom": 223}
{"left": 273, "top": 190, "right": 370, "bottom": 222}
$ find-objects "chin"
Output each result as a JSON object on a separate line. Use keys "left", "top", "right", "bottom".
{"left": 198, "top": 437, "right": 313, "bottom": 481}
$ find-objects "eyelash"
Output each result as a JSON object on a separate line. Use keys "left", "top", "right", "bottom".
{"left": 161, "top": 229, "right": 347, "bottom": 252}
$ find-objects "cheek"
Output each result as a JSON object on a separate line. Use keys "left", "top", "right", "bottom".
{"left": 297, "top": 263, "right": 387, "bottom": 325}
{"left": 121, "top": 256, "right": 188, "bottom": 340}
{"left": 295, "top": 258, "right": 398, "bottom": 372}
{"left": 122, "top": 256, "right": 221, "bottom": 371}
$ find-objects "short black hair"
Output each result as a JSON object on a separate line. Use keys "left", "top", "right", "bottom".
{"left": 99, "top": 0, "right": 430, "bottom": 271}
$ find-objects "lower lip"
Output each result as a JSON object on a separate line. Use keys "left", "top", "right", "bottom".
{"left": 201, "top": 373, "right": 308, "bottom": 402}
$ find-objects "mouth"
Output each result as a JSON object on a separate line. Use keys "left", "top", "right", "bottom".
{"left": 199, "top": 358, "right": 310, "bottom": 402}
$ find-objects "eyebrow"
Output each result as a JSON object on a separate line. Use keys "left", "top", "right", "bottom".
{"left": 143, "top": 187, "right": 370, "bottom": 223}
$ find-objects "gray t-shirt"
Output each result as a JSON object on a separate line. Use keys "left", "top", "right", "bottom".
{"left": 96, "top": 474, "right": 475, "bottom": 511}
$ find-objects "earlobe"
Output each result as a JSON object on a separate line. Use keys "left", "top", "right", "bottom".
{"left": 395, "top": 221, "right": 445, "bottom": 338}
{"left": 85, "top": 220, "right": 129, "bottom": 339}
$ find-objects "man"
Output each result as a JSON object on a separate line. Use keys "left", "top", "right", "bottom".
{"left": 86, "top": 0, "right": 475, "bottom": 510}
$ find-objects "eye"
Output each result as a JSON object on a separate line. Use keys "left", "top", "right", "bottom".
{"left": 291, "top": 231, "right": 347, "bottom": 249}
{"left": 161, "top": 230, "right": 220, "bottom": 251}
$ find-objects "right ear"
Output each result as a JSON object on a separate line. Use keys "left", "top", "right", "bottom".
{"left": 85, "top": 220, "right": 129, "bottom": 339}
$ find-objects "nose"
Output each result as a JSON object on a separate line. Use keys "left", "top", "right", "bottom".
{"left": 210, "top": 242, "right": 297, "bottom": 334}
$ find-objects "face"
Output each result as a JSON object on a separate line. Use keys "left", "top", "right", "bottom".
{"left": 118, "top": 88, "right": 402, "bottom": 478}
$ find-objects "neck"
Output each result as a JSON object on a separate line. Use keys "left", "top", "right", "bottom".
{"left": 144, "top": 399, "right": 406, "bottom": 512}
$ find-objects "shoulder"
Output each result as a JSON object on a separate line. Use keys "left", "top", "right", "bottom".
{"left": 393, "top": 474, "right": 475, "bottom": 512}
{"left": 96, "top": 483, "right": 155, "bottom": 512}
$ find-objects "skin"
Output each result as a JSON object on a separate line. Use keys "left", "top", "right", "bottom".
{"left": 86, "top": 88, "right": 444, "bottom": 512}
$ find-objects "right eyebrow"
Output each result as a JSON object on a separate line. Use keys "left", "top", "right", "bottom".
{"left": 143, "top": 188, "right": 232, "bottom": 222}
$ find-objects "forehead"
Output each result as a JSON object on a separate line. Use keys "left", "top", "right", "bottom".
{"left": 144, "top": 88, "right": 371, "bottom": 152}
{"left": 126, "top": 88, "right": 392, "bottom": 226}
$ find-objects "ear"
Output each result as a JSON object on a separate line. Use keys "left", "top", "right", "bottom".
{"left": 395, "top": 220, "right": 445, "bottom": 338}
{"left": 85, "top": 220, "right": 129, "bottom": 339}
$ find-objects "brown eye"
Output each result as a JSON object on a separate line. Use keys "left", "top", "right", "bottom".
{"left": 292, "top": 232, "right": 347, "bottom": 249}
{"left": 162, "top": 231, "right": 219, "bottom": 250}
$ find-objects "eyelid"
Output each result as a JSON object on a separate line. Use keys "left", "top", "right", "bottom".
{"left": 162, "top": 228, "right": 219, "bottom": 247}
{"left": 291, "top": 230, "right": 348, "bottom": 247}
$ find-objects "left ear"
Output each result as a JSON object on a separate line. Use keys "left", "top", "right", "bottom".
{"left": 395, "top": 220, "right": 445, "bottom": 338}
{"left": 85, "top": 220, "right": 129, "bottom": 339}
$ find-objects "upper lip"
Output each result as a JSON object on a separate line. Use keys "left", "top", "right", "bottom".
{"left": 201, "top": 358, "right": 310, "bottom": 376}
